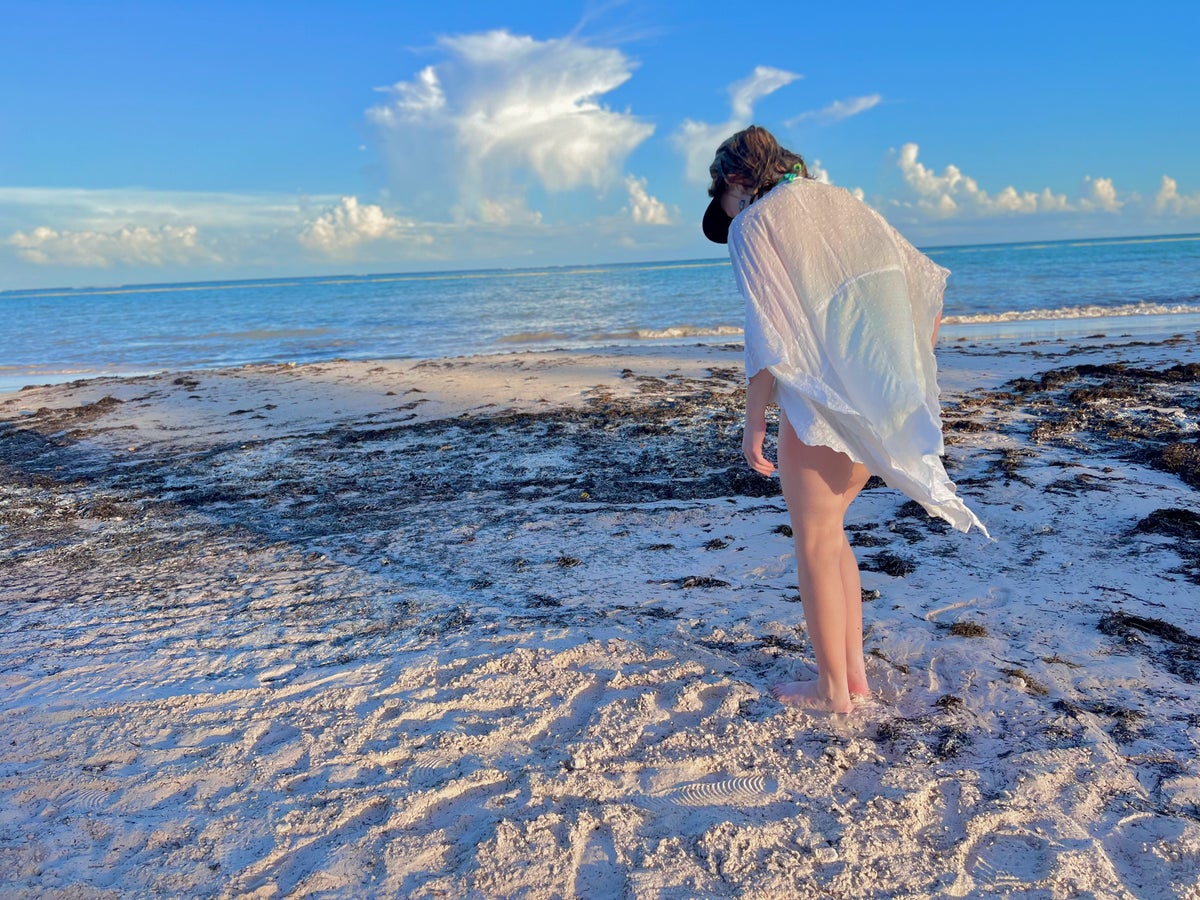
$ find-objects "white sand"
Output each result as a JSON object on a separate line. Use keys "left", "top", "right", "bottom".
{"left": 1, "top": 334, "right": 1199, "bottom": 897}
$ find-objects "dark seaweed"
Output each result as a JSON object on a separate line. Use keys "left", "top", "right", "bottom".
{"left": 860, "top": 551, "right": 916, "bottom": 577}
{"left": 1099, "top": 611, "right": 1200, "bottom": 682}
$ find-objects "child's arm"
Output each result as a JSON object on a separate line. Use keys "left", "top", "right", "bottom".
{"left": 742, "top": 368, "right": 777, "bottom": 476}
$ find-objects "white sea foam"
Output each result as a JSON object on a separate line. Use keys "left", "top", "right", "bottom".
{"left": 497, "top": 325, "right": 744, "bottom": 346}
{"left": 585, "top": 325, "right": 745, "bottom": 342}
{"left": 497, "top": 305, "right": 1200, "bottom": 351}
{"left": 943, "top": 301, "right": 1200, "bottom": 325}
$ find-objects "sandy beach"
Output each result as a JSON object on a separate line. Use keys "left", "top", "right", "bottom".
{"left": 2, "top": 331, "right": 1199, "bottom": 898}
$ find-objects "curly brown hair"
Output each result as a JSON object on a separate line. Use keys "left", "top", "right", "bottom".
{"left": 707, "top": 125, "right": 810, "bottom": 202}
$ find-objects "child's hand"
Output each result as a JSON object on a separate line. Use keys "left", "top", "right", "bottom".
{"left": 742, "top": 424, "right": 776, "bottom": 477}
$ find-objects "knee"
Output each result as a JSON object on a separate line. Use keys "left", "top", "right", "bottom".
{"left": 792, "top": 521, "right": 845, "bottom": 559}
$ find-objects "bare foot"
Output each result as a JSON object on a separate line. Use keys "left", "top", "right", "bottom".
{"left": 770, "top": 680, "right": 853, "bottom": 714}
{"left": 796, "top": 665, "right": 870, "bottom": 698}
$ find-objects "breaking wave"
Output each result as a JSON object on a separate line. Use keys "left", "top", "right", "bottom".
{"left": 586, "top": 325, "right": 744, "bottom": 341}
{"left": 499, "top": 325, "right": 744, "bottom": 345}
{"left": 943, "top": 301, "right": 1200, "bottom": 325}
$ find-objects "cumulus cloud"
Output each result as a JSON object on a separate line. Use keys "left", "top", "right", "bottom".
{"left": 368, "top": 30, "right": 654, "bottom": 221}
{"left": 806, "top": 159, "right": 832, "bottom": 185}
{"left": 788, "top": 94, "right": 882, "bottom": 126}
{"left": 1154, "top": 175, "right": 1200, "bottom": 215}
{"left": 1079, "top": 176, "right": 1122, "bottom": 212}
{"left": 299, "top": 196, "right": 427, "bottom": 255}
{"left": 887, "top": 145, "right": 1200, "bottom": 239}
{"left": 6, "top": 224, "right": 215, "bottom": 267}
{"left": 897, "top": 143, "right": 1079, "bottom": 217}
{"left": 624, "top": 175, "right": 672, "bottom": 225}
{"left": 673, "top": 66, "right": 802, "bottom": 184}
{"left": 797, "top": 158, "right": 863, "bottom": 200}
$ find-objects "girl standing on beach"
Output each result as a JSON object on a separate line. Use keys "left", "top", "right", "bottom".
{"left": 703, "top": 126, "right": 987, "bottom": 714}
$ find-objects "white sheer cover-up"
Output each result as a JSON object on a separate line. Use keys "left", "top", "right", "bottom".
{"left": 729, "top": 178, "right": 989, "bottom": 536}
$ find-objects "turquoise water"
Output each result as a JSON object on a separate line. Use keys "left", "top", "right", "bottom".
{"left": 2, "top": 234, "right": 1198, "bottom": 392}
{"left": 927, "top": 234, "right": 1200, "bottom": 319}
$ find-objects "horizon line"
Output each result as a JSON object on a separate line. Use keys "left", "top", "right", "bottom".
{"left": 4, "top": 230, "right": 1198, "bottom": 299}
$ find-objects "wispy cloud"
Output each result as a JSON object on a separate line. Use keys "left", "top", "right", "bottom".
{"left": 728, "top": 66, "right": 801, "bottom": 121}
{"left": 672, "top": 66, "right": 802, "bottom": 183}
{"left": 368, "top": 29, "right": 654, "bottom": 223}
{"left": 476, "top": 196, "right": 544, "bottom": 227}
{"left": 788, "top": 93, "right": 882, "bottom": 126}
{"left": 0, "top": 187, "right": 313, "bottom": 232}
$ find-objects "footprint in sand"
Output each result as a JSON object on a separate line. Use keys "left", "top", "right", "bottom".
{"left": 408, "top": 752, "right": 462, "bottom": 774}
{"left": 49, "top": 782, "right": 119, "bottom": 814}
{"left": 964, "top": 828, "right": 1060, "bottom": 889}
{"left": 644, "top": 774, "right": 780, "bottom": 811}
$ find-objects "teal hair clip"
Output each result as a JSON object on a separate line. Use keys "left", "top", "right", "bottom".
{"left": 781, "top": 162, "right": 805, "bottom": 184}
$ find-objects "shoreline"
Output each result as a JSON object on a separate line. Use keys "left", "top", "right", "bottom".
{"left": 2, "top": 332, "right": 1199, "bottom": 896}
{"left": 5, "top": 306, "right": 1200, "bottom": 397}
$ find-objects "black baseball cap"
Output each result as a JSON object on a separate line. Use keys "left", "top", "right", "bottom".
{"left": 702, "top": 195, "right": 731, "bottom": 244}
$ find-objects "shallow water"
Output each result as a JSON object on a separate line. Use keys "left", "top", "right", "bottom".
{"left": 3, "top": 232, "right": 1198, "bottom": 391}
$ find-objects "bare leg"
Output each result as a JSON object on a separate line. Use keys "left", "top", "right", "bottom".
{"left": 840, "top": 535, "right": 869, "bottom": 696}
{"left": 788, "top": 535, "right": 870, "bottom": 696}
{"left": 770, "top": 413, "right": 870, "bottom": 714}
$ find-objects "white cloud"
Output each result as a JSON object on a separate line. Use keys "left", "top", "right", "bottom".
{"left": 788, "top": 93, "right": 882, "bottom": 126}
{"left": 6, "top": 224, "right": 215, "bottom": 267}
{"left": 1079, "top": 176, "right": 1123, "bottom": 212}
{"left": 0, "top": 186, "right": 312, "bottom": 233}
{"left": 624, "top": 175, "right": 672, "bottom": 225}
{"left": 673, "top": 66, "right": 802, "bottom": 184}
{"left": 299, "top": 196, "right": 428, "bottom": 255}
{"left": 1154, "top": 175, "right": 1200, "bottom": 215}
{"left": 728, "top": 66, "right": 801, "bottom": 121}
{"left": 477, "top": 196, "right": 543, "bottom": 227}
{"left": 368, "top": 30, "right": 654, "bottom": 221}
{"left": 807, "top": 159, "right": 832, "bottom": 185}
{"left": 376, "top": 65, "right": 445, "bottom": 121}
{"left": 897, "top": 143, "right": 1076, "bottom": 217}
{"left": 886, "top": 146, "right": 1200, "bottom": 244}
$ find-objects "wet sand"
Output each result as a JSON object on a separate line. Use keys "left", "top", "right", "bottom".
{"left": 2, "top": 334, "right": 1199, "bottom": 897}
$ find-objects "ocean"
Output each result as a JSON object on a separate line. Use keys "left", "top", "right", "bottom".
{"left": 3, "top": 233, "right": 1198, "bottom": 393}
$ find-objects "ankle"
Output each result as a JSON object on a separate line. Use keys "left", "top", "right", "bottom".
{"left": 817, "top": 674, "right": 852, "bottom": 707}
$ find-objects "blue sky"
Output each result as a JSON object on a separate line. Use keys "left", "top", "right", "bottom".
{"left": 2, "top": 0, "right": 1197, "bottom": 289}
